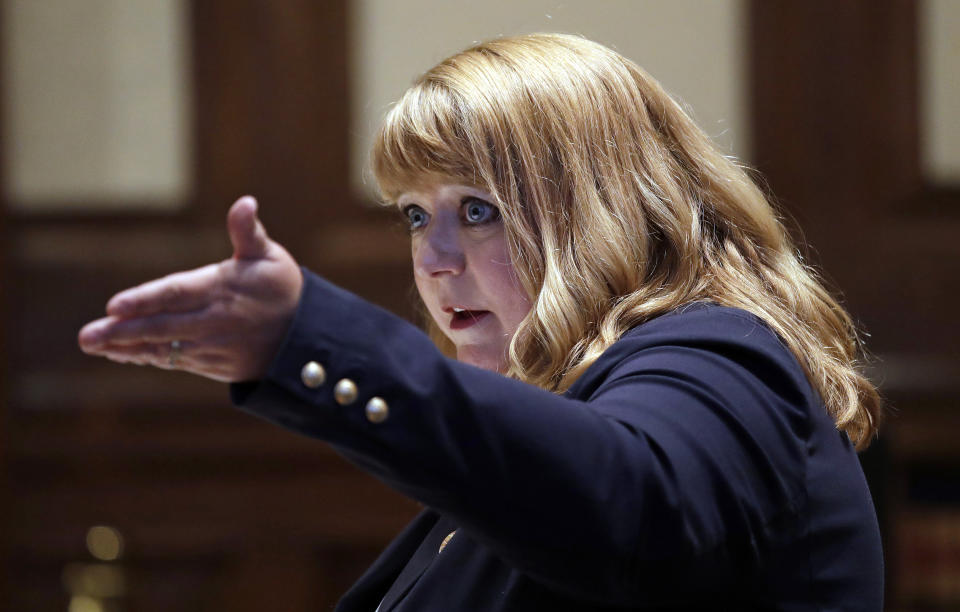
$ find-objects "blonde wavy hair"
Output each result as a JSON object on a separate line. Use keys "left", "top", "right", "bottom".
{"left": 371, "top": 33, "right": 881, "bottom": 449}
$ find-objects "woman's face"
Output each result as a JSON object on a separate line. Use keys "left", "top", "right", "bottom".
{"left": 400, "top": 182, "right": 531, "bottom": 372}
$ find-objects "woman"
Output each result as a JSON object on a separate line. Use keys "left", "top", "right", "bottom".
{"left": 79, "top": 34, "right": 883, "bottom": 610}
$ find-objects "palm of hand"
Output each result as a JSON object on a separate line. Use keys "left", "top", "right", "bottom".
{"left": 78, "top": 196, "right": 303, "bottom": 383}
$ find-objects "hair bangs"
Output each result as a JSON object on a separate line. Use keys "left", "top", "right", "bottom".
{"left": 372, "top": 80, "right": 493, "bottom": 202}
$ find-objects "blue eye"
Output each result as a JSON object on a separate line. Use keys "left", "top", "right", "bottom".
{"left": 463, "top": 198, "right": 500, "bottom": 224}
{"left": 403, "top": 205, "right": 428, "bottom": 231}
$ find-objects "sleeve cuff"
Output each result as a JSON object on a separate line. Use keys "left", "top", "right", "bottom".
{"left": 227, "top": 266, "right": 429, "bottom": 444}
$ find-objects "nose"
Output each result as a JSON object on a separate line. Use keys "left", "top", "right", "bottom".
{"left": 413, "top": 217, "right": 465, "bottom": 278}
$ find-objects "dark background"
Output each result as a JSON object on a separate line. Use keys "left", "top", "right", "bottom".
{"left": 2, "top": 1, "right": 957, "bottom": 610}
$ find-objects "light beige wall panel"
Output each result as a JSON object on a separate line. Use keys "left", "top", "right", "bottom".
{"left": 2, "top": 0, "right": 192, "bottom": 210}
{"left": 922, "top": 0, "right": 960, "bottom": 185}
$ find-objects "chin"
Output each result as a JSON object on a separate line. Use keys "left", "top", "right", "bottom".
{"left": 455, "top": 345, "right": 506, "bottom": 373}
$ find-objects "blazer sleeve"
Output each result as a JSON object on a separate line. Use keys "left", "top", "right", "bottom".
{"left": 231, "top": 269, "right": 813, "bottom": 606}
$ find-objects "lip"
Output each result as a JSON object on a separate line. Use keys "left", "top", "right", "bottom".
{"left": 444, "top": 307, "right": 491, "bottom": 330}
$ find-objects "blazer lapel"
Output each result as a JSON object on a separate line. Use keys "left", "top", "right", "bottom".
{"left": 335, "top": 510, "right": 439, "bottom": 612}
{"left": 375, "top": 514, "right": 458, "bottom": 611}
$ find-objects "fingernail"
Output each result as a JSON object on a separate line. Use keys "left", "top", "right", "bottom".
{"left": 240, "top": 195, "right": 258, "bottom": 212}
{"left": 78, "top": 321, "right": 107, "bottom": 347}
{"left": 78, "top": 332, "right": 100, "bottom": 350}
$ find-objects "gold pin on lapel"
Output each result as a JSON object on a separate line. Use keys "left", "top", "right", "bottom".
{"left": 439, "top": 530, "right": 457, "bottom": 554}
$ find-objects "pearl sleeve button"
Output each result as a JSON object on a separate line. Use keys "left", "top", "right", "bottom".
{"left": 300, "top": 361, "right": 326, "bottom": 388}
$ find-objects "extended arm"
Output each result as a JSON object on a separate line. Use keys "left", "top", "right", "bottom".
{"left": 233, "top": 270, "right": 811, "bottom": 605}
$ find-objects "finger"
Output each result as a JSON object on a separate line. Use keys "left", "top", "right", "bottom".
{"left": 82, "top": 311, "right": 206, "bottom": 348}
{"left": 96, "top": 341, "right": 191, "bottom": 369}
{"left": 79, "top": 316, "right": 116, "bottom": 351}
{"left": 96, "top": 341, "right": 169, "bottom": 367}
{"left": 228, "top": 195, "right": 271, "bottom": 260}
{"left": 96, "top": 341, "right": 235, "bottom": 380}
{"left": 106, "top": 264, "right": 221, "bottom": 318}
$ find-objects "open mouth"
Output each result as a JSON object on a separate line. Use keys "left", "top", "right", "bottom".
{"left": 448, "top": 308, "right": 490, "bottom": 330}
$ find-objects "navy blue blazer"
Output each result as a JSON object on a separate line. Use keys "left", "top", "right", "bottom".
{"left": 232, "top": 270, "right": 883, "bottom": 610}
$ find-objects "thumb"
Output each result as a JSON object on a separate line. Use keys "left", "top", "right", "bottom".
{"left": 228, "top": 195, "right": 271, "bottom": 260}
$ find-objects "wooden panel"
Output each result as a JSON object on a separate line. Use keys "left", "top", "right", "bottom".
{"left": 1, "top": 1, "right": 419, "bottom": 610}
{"left": 191, "top": 0, "right": 353, "bottom": 247}
{"left": 0, "top": 2, "right": 12, "bottom": 607}
{"left": 750, "top": 0, "right": 960, "bottom": 362}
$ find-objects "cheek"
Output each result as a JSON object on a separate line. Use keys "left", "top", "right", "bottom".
{"left": 410, "top": 240, "right": 423, "bottom": 278}
{"left": 500, "top": 280, "right": 531, "bottom": 329}
{"left": 411, "top": 244, "right": 430, "bottom": 299}
{"left": 411, "top": 249, "right": 453, "bottom": 341}
{"left": 413, "top": 274, "right": 429, "bottom": 305}
{"left": 479, "top": 247, "right": 530, "bottom": 328}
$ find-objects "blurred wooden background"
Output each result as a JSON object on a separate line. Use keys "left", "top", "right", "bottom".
{"left": 1, "top": 1, "right": 958, "bottom": 610}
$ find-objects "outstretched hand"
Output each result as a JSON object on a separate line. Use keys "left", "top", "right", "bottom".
{"left": 78, "top": 196, "right": 303, "bottom": 382}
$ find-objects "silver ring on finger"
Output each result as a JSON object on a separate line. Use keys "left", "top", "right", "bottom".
{"left": 169, "top": 340, "right": 182, "bottom": 368}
